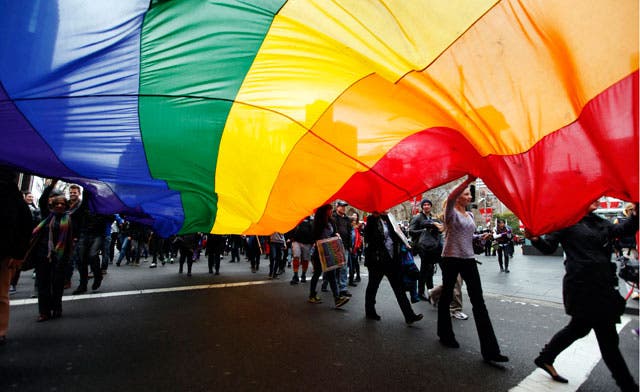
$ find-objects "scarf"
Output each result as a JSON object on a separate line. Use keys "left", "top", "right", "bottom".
{"left": 32, "top": 213, "right": 71, "bottom": 262}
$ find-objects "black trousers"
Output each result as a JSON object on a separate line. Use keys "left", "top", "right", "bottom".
{"left": 36, "top": 258, "right": 67, "bottom": 316}
{"left": 418, "top": 251, "right": 439, "bottom": 294}
{"left": 208, "top": 251, "right": 221, "bottom": 273}
{"left": 437, "top": 257, "right": 501, "bottom": 358}
{"left": 497, "top": 245, "right": 509, "bottom": 270}
{"left": 539, "top": 317, "right": 637, "bottom": 391}
{"left": 365, "top": 264, "right": 415, "bottom": 321}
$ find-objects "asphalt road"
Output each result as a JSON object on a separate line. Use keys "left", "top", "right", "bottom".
{"left": 2, "top": 249, "right": 638, "bottom": 391}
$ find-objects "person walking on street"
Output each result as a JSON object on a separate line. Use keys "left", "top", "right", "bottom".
{"left": 30, "top": 192, "right": 75, "bottom": 321}
{"left": 364, "top": 211, "right": 423, "bottom": 324}
{"left": 526, "top": 200, "right": 639, "bottom": 391}
{"left": 308, "top": 204, "right": 350, "bottom": 308}
{"left": 408, "top": 198, "right": 443, "bottom": 301}
{"left": 289, "top": 216, "right": 314, "bottom": 285}
{"left": 493, "top": 219, "right": 513, "bottom": 272}
{"left": 436, "top": 176, "right": 508, "bottom": 364}
{"left": 332, "top": 200, "right": 353, "bottom": 297}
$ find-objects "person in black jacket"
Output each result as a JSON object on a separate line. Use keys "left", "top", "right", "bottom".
{"left": 0, "top": 168, "right": 33, "bottom": 343}
{"left": 288, "top": 216, "right": 314, "bottom": 284}
{"left": 408, "top": 198, "right": 444, "bottom": 301}
{"left": 526, "top": 200, "right": 638, "bottom": 391}
{"left": 364, "top": 211, "right": 423, "bottom": 324}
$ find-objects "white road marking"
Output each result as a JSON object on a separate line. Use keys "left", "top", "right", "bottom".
{"left": 9, "top": 280, "right": 272, "bottom": 307}
{"left": 509, "top": 315, "right": 633, "bottom": 392}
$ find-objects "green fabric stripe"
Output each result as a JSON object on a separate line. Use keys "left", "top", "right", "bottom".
{"left": 139, "top": 0, "right": 285, "bottom": 234}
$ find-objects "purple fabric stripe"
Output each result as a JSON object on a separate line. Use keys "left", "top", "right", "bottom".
{"left": 0, "top": 84, "right": 135, "bottom": 215}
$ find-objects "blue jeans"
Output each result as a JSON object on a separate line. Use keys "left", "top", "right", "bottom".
{"left": 116, "top": 236, "right": 130, "bottom": 265}
{"left": 269, "top": 242, "right": 283, "bottom": 277}
{"left": 79, "top": 234, "right": 104, "bottom": 288}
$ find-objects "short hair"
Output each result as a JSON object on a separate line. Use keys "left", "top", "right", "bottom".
{"left": 69, "top": 184, "right": 81, "bottom": 191}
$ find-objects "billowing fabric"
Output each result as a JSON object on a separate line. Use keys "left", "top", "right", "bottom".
{"left": 0, "top": 0, "right": 637, "bottom": 237}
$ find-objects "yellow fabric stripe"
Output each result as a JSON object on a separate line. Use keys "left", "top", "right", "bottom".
{"left": 214, "top": 0, "right": 497, "bottom": 233}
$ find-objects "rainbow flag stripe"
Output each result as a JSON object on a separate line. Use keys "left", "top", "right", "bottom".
{"left": 0, "top": 0, "right": 637, "bottom": 236}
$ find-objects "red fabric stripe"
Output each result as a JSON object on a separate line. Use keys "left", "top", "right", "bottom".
{"left": 330, "top": 71, "right": 638, "bottom": 235}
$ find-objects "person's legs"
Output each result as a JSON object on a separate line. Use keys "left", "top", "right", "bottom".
{"left": 214, "top": 251, "right": 221, "bottom": 273}
{"left": 208, "top": 252, "right": 215, "bottom": 273}
{"left": 338, "top": 265, "right": 348, "bottom": 293}
{"left": 75, "top": 236, "right": 89, "bottom": 292}
{"left": 36, "top": 262, "right": 52, "bottom": 318}
{"left": 0, "top": 257, "right": 12, "bottom": 337}
{"left": 386, "top": 267, "right": 419, "bottom": 321}
{"left": 88, "top": 235, "right": 104, "bottom": 289}
{"left": 593, "top": 320, "right": 638, "bottom": 391}
{"left": 326, "top": 269, "right": 340, "bottom": 299}
{"left": 268, "top": 243, "right": 277, "bottom": 277}
{"left": 52, "top": 259, "right": 67, "bottom": 316}
{"left": 309, "top": 254, "right": 323, "bottom": 299}
{"left": 497, "top": 247, "right": 504, "bottom": 271}
{"left": 9, "top": 268, "right": 20, "bottom": 292}
{"left": 503, "top": 247, "right": 510, "bottom": 272}
{"left": 365, "top": 268, "right": 384, "bottom": 316}
{"left": 102, "top": 234, "right": 111, "bottom": 271}
{"left": 116, "top": 237, "right": 130, "bottom": 266}
{"left": 437, "top": 259, "right": 461, "bottom": 343}
{"left": 460, "top": 261, "right": 501, "bottom": 358}
{"left": 291, "top": 242, "right": 301, "bottom": 283}
{"left": 538, "top": 317, "right": 591, "bottom": 364}
{"left": 179, "top": 248, "right": 188, "bottom": 273}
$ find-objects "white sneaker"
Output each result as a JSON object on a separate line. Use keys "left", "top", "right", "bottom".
{"left": 451, "top": 311, "right": 469, "bottom": 320}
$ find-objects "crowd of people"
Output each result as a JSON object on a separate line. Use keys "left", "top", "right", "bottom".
{"left": 1, "top": 171, "right": 638, "bottom": 391}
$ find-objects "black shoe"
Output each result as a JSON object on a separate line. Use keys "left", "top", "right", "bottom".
{"left": 348, "top": 282, "right": 358, "bottom": 287}
{"left": 321, "top": 287, "right": 329, "bottom": 292}
{"left": 406, "top": 313, "right": 423, "bottom": 324}
{"left": 300, "top": 275, "right": 306, "bottom": 283}
{"left": 354, "top": 276, "right": 361, "bottom": 282}
{"left": 439, "top": 338, "right": 460, "bottom": 348}
{"left": 534, "top": 357, "right": 568, "bottom": 383}
{"left": 483, "top": 354, "right": 509, "bottom": 363}
{"left": 339, "top": 291, "right": 352, "bottom": 297}
{"left": 366, "top": 313, "right": 381, "bottom": 321}
{"left": 72, "top": 287, "right": 87, "bottom": 295}
{"left": 51, "top": 310, "right": 62, "bottom": 319}
{"left": 91, "top": 278, "right": 102, "bottom": 291}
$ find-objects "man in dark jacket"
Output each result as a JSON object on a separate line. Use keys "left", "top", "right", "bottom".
{"left": 0, "top": 168, "right": 33, "bottom": 344}
{"left": 527, "top": 200, "right": 638, "bottom": 391}
{"left": 332, "top": 200, "right": 352, "bottom": 297}
{"left": 409, "top": 198, "right": 444, "bottom": 301}
{"left": 288, "top": 216, "right": 314, "bottom": 284}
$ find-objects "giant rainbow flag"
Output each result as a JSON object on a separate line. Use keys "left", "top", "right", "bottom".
{"left": 1, "top": 0, "right": 637, "bottom": 236}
